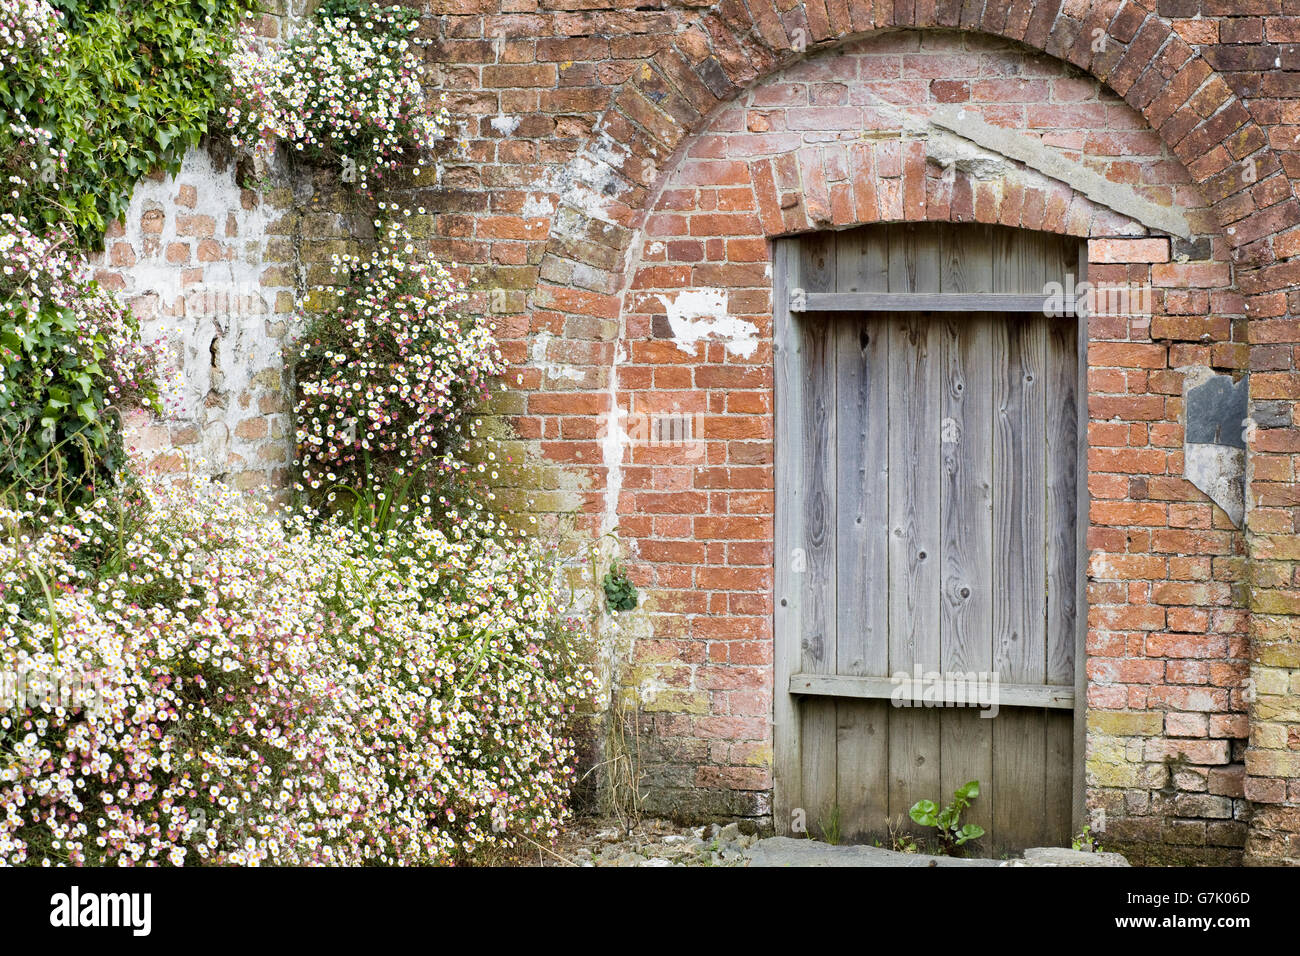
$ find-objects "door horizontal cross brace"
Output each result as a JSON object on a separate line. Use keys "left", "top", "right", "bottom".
{"left": 789, "top": 291, "right": 1081, "bottom": 314}
{"left": 788, "top": 672, "right": 1075, "bottom": 710}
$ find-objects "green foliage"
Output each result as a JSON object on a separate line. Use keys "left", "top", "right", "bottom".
{"left": 1, "top": 0, "right": 257, "bottom": 246}
{"left": 818, "top": 804, "right": 842, "bottom": 846}
{"left": 602, "top": 561, "right": 638, "bottom": 612}
{"left": 0, "top": 220, "right": 160, "bottom": 504}
{"left": 1071, "top": 824, "right": 1104, "bottom": 853}
{"left": 909, "top": 780, "right": 985, "bottom": 855}
{"left": 0, "top": 303, "right": 114, "bottom": 498}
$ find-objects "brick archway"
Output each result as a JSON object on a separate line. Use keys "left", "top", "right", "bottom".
{"left": 537, "top": 3, "right": 1291, "bottom": 280}
{"left": 522, "top": 6, "right": 1300, "bottom": 864}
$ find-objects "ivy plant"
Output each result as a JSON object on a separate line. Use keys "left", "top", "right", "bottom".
{"left": 0, "top": 218, "right": 161, "bottom": 502}
{"left": 1, "top": 0, "right": 257, "bottom": 247}
{"left": 602, "top": 562, "right": 639, "bottom": 613}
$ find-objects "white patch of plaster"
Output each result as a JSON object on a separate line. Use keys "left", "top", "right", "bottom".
{"left": 600, "top": 343, "right": 630, "bottom": 536}
{"left": 550, "top": 130, "right": 634, "bottom": 230}
{"left": 647, "top": 241, "right": 665, "bottom": 256}
{"left": 656, "top": 288, "right": 758, "bottom": 358}
{"left": 530, "top": 330, "right": 584, "bottom": 382}
{"left": 489, "top": 114, "right": 520, "bottom": 136}
{"left": 521, "top": 192, "right": 556, "bottom": 218}
{"left": 110, "top": 147, "right": 293, "bottom": 476}
{"left": 637, "top": 676, "right": 668, "bottom": 705}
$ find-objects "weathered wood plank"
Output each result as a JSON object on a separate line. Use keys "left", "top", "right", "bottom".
{"left": 772, "top": 239, "right": 804, "bottom": 834}
{"left": 1046, "top": 709, "right": 1075, "bottom": 843}
{"left": 886, "top": 224, "right": 943, "bottom": 830}
{"left": 886, "top": 309, "right": 943, "bottom": 827}
{"left": 940, "top": 225, "right": 995, "bottom": 296}
{"left": 939, "top": 267, "right": 994, "bottom": 677}
{"left": 835, "top": 225, "right": 889, "bottom": 295}
{"left": 834, "top": 306, "right": 890, "bottom": 674}
{"left": 797, "top": 234, "right": 838, "bottom": 833}
{"left": 836, "top": 700, "right": 890, "bottom": 842}
{"left": 938, "top": 226, "right": 996, "bottom": 846}
{"left": 1045, "top": 233, "right": 1083, "bottom": 845}
{"left": 792, "top": 291, "right": 1065, "bottom": 313}
{"left": 797, "top": 236, "right": 838, "bottom": 678}
{"left": 789, "top": 672, "right": 1075, "bottom": 708}
{"left": 887, "top": 223, "right": 945, "bottom": 295}
{"left": 1046, "top": 318, "right": 1079, "bottom": 687}
{"left": 832, "top": 231, "right": 892, "bottom": 841}
{"left": 991, "top": 231, "right": 1050, "bottom": 852}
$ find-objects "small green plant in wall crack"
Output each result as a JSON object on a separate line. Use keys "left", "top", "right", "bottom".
{"left": 602, "top": 561, "right": 638, "bottom": 613}
{"left": 909, "top": 780, "right": 985, "bottom": 855}
{"left": 1071, "top": 824, "right": 1104, "bottom": 853}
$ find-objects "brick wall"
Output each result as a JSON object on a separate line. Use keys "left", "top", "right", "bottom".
{"left": 91, "top": 3, "right": 318, "bottom": 496}
{"left": 590, "top": 29, "right": 1254, "bottom": 856}
{"left": 107, "top": 0, "right": 1300, "bottom": 863}
{"left": 93, "top": 146, "right": 298, "bottom": 493}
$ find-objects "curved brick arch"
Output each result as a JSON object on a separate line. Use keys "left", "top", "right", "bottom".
{"left": 718, "top": 135, "right": 1152, "bottom": 240}
{"left": 521, "top": 6, "right": 1300, "bottom": 864}
{"left": 535, "top": 2, "right": 1294, "bottom": 291}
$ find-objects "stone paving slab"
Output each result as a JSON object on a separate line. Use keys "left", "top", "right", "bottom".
{"left": 744, "top": 837, "right": 1130, "bottom": 868}
{"left": 498, "top": 818, "right": 1130, "bottom": 867}
{"left": 744, "top": 837, "right": 997, "bottom": 867}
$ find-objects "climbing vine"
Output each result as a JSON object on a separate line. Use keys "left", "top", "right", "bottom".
{"left": 0, "top": 0, "right": 244, "bottom": 493}
{"left": 1, "top": 0, "right": 257, "bottom": 247}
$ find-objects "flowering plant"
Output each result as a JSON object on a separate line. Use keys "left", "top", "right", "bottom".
{"left": 2, "top": 117, "right": 68, "bottom": 207}
{"left": 0, "top": 0, "right": 592, "bottom": 871}
{"left": 293, "top": 213, "right": 504, "bottom": 502}
{"left": 223, "top": 0, "right": 449, "bottom": 190}
{"left": 0, "top": 214, "right": 161, "bottom": 499}
{"left": 0, "top": 0, "right": 63, "bottom": 69}
{"left": 0, "top": 475, "right": 593, "bottom": 865}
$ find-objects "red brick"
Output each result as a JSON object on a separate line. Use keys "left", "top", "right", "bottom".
{"left": 1088, "top": 237, "right": 1170, "bottom": 263}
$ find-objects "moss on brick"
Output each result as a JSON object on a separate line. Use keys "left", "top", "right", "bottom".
{"left": 1089, "top": 712, "right": 1165, "bottom": 736}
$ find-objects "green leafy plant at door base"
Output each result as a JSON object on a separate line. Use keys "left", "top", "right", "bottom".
{"left": 1071, "top": 824, "right": 1104, "bottom": 853}
{"left": 909, "top": 780, "right": 985, "bottom": 855}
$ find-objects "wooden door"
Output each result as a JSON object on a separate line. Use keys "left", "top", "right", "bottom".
{"left": 773, "top": 223, "right": 1085, "bottom": 855}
